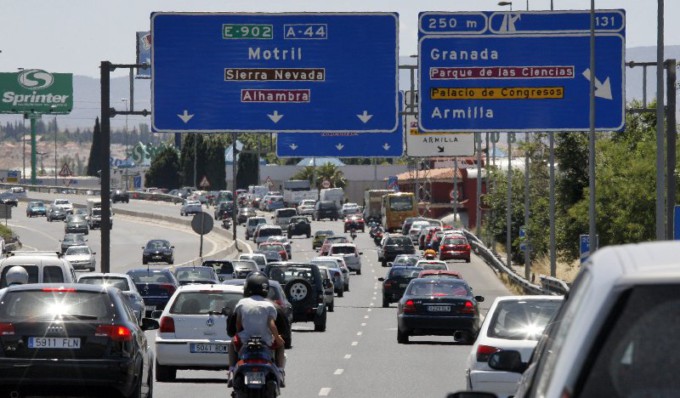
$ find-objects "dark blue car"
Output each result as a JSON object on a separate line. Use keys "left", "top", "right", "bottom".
{"left": 126, "top": 268, "right": 179, "bottom": 317}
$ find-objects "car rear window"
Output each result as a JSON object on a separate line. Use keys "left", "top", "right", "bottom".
{"left": 259, "top": 227, "right": 283, "bottom": 237}
{"left": 203, "top": 261, "right": 234, "bottom": 275}
{"left": 407, "top": 281, "right": 469, "bottom": 297}
{"left": 79, "top": 277, "right": 130, "bottom": 291}
{"left": 331, "top": 246, "right": 356, "bottom": 255}
{"left": 0, "top": 265, "right": 39, "bottom": 287}
{"left": 387, "top": 237, "right": 412, "bottom": 246}
{"left": 0, "top": 290, "right": 113, "bottom": 320}
{"left": 388, "top": 267, "right": 422, "bottom": 279}
{"left": 170, "top": 291, "right": 242, "bottom": 315}
{"left": 128, "top": 271, "right": 173, "bottom": 284}
{"left": 487, "top": 299, "right": 562, "bottom": 340}
{"left": 277, "top": 209, "right": 297, "bottom": 217}
{"left": 43, "top": 266, "right": 65, "bottom": 283}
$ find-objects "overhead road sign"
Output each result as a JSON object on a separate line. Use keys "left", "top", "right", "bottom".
{"left": 418, "top": 10, "right": 625, "bottom": 133}
{"left": 152, "top": 12, "right": 399, "bottom": 133}
{"left": 0, "top": 70, "right": 73, "bottom": 115}
{"left": 405, "top": 115, "right": 475, "bottom": 157}
{"left": 277, "top": 92, "right": 404, "bottom": 158}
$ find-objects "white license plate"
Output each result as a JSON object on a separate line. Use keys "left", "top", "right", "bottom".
{"left": 245, "top": 371, "right": 265, "bottom": 385}
{"left": 428, "top": 305, "right": 452, "bottom": 312}
{"left": 399, "top": 283, "right": 408, "bottom": 288}
{"left": 190, "top": 343, "right": 228, "bottom": 354}
{"left": 145, "top": 305, "right": 156, "bottom": 311}
{"left": 28, "top": 337, "right": 81, "bottom": 349}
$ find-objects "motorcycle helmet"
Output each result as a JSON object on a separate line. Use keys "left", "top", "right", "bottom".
{"left": 6, "top": 266, "right": 29, "bottom": 286}
{"left": 244, "top": 271, "right": 270, "bottom": 297}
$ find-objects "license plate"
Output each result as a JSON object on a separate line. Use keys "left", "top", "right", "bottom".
{"left": 28, "top": 337, "right": 81, "bottom": 349}
{"left": 190, "top": 343, "right": 228, "bottom": 354}
{"left": 399, "top": 283, "right": 408, "bottom": 288}
{"left": 145, "top": 305, "right": 156, "bottom": 311}
{"left": 245, "top": 371, "right": 265, "bottom": 385}
{"left": 428, "top": 305, "right": 452, "bottom": 312}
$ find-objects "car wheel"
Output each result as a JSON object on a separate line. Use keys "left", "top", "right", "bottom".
{"left": 314, "top": 309, "right": 327, "bottom": 332}
{"left": 142, "top": 259, "right": 148, "bottom": 265}
{"left": 397, "top": 328, "right": 409, "bottom": 344}
{"left": 285, "top": 279, "right": 312, "bottom": 303}
{"left": 306, "top": 233, "right": 310, "bottom": 238}
{"left": 168, "top": 258, "right": 174, "bottom": 265}
{"left": 125, "top": 367, "right": 143, "bottom": 398}
{"left": 356, "top": 269, "right": 361, "bottom": 275}
{"left": 381, "top": 259, "right": 387, "bottom": 267}
{"left": 328, "top": 301, "right": 334, "bottom": 312}
{"left": 466, "top": 257, "right": 471, "bottom": 263}
{"left": 337, "top": 289, "right": 344, "bottom": 298}
{"left": 155, "top": 361, "right": 176, "bottom": 382}
{"left": 382, "top": 296, "right": 389, "bottom": 308}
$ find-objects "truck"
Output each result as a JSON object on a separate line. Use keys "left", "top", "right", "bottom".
{"left": 282, "top": 180, "right": 318, "bottom": 207}
{"left": 363, "top": 189, "right": 394, "bottom": 223}
{"left": 86, "top": 198, "right": 102, "bottom": 229}
{"left": 319, "top": 188, "right": 345, "bottom": 210}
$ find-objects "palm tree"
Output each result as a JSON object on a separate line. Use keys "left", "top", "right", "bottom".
{"left": 290, "top": 163, "right": 347, "bottom": 189}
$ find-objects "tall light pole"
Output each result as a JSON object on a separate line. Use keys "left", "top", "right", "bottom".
{"left": 121, "top": 98, "right": 129, "bottom": 190}
{"left": 54, "top": 114, "right": 58, "bottom": 186}
{"left": 498, "top": 1, "right": 513, "bottom": 11}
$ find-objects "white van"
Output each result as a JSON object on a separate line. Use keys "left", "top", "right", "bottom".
{"left": 273, "top": 208, "right": 297, "bottom": 228}
{"left": 0, "top": 251, "right": 77, "bottom": 287}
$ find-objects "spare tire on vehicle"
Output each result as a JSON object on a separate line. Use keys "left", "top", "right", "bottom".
{"left": 285, "top": 278, "right": 313, "bottom": 303}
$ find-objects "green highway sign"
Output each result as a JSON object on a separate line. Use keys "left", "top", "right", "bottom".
{"left": 0, "top": 69, "right": 73, "bottom": 114}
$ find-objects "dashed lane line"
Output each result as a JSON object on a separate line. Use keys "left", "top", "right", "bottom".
{"left": 334, "top": 369, "right": 344, "bottom": 375}
{"left": 319, "top": 387, "right": 332, "bottom": 396}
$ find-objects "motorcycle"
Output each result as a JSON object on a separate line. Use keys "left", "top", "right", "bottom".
{"left": 373, "top": 227, "right": 384, "bottom": 246}
{"left": 230, "top": 336, "right": 284, "bottom": 398}
{"left": 222, "top": 217, "right": 232, "bottom": 229}
{"left": 350, "top": 227, "right": 357, "bottom": 242}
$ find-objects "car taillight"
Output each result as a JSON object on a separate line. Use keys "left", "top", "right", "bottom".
{"left": 460, "top": 300, "right": 475, "bottom": 314}
{"left": 384, "top": 281, "right": 393, "bottom": 288}
{"left": 465, "top": 244, "right": 471, "bottom": 251}
{"left": 95, "top": 325, "right": 133, "bottom": 342}
{"left": 160, "top": 316, "right": 175, "bottom": 333}
{"left": 403, "top": 299, "right": 417, "bottom": 313}
{"left": 476, "top": 345, "right": 501, "bottom": 362}
{"left": 0, "top": 322, "right": 15, "bottom": 336}
{"left": 41, "top": 287, "right": 77, "bottom": 293}
{"left": 159, "top": 284, "right": 176, "bottom": 295}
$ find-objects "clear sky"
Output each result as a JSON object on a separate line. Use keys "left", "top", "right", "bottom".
{"left": 0, "top": 0, "right": 677, "bottom": 78}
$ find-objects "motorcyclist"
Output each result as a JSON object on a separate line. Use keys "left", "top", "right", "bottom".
{"left": 350, "top": 227, "right": 357, "bottom": 241}
{"left": 423, "top": 246, "right": 437, "bottom": 260}
{"left": 228, "top": 272, "right": 285, "bottom": 374}
{"left": 5, "top": 266, "right": 29, "bottom": 286}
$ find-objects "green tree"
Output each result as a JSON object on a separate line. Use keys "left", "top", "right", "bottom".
{"left": 86, "top": 118, "right": 103, "bottom": 177}
{"left": 291, "top": 163, "right": 347, "bottom": 189}
{"left": 204, "top": 137, "right": 226, "bottom": 190}
{"left": 236, "top": 152, "right": 259, "bottom": 190}
{"left": 179, "top": 134, "right": 206, "bottom": 187}
{"left": 145, "top": 146, "right": 181, "bottom": 189}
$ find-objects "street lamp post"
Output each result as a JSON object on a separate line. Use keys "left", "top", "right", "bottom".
{"left": 498, "top": 1, "right": 513, "bottom": 11}
{"left": 121, "top": 98, "right": 129, "bottom": 190}
{"left": 54, "top": 115, "right": 58, "bottom": 185}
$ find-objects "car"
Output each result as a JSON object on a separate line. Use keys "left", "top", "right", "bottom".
{"left": 417, "top": 269, "right": 463, "bottom": 279}
{"left": 408, "top": 220, "right": 432, "bottom": 244}
{"left": 236, "top": 207, "right": 257, "bottom": 224}
{"left": 262, "top": 195, "right": 285, "bottom": 211}
{"left": 60, "top": 232, "right": 87, "bottom": 254}
{"left": 51, "top": 198, "right": 74, "bottom": 214}
{"left": 245, "top": 216, "right": 267, "bottom": 240}
{"left": 263, "top": 262, "right": 327, "bottom": 332}
{"left": 313, "top": 200, "right": 339, "bottom": 221}
{"left": 378, "top": 265, "right": 423, "bottom": 308}
{"left": 180, "top": 199, "right": 203, "bottom": 217}
{"left": 0, "top": 192, "right": 18, "bottom": 207}
{"left": 142, "top": 239, "right": 175, "bottom": 264}
{"left": 312, "top": 230, "right": 334, "bottom": 250}
{"left": 319, "top": 235, "right": 350, "bottom": 256}
{"left": 222, "top": 279, "right": 294, "bottom": 349}
{"left": 401, "top": 216, "right": 428, "bottom": 236}
{"left": 237, "top": 253, "right": 267, "bottom": 270}
{"left": 253, "top": 224, "right": 284, "bottom": 244}
{"left": 272, "top": 207, "right": 297, "bottom": 228}
{"left": 391, "top": 254, "right": 421, "bottom": 267}
{"left": 343, "top": 214, "right": 366, "bottom": 233}
{"left": 112, "top": 189, "right": 130, "bottom": 203}
{"left": 213, "top": 201, "right": 234, "bottom": 220}
{"left": 464, "top": 296, "right": 563, "bottom": 398}
{"left": 0, "top": 251, "right": 77, "bottom": 286}
{"left": 26, "top": 201, "right": 47, "bottom": 217}
{"left": 328, "top": 243, "right": 363, "bottom": 275}
{"left": 317, "top": 266, "right": 336, "bottom": 312}
{"left": 126, "top": 268, "right": 180, "bottom": 317}
{"left": 287, "top": 215, "right": 311, "bottom": 238}
{"left": 46, "top": 205, "right": 68, "bottom": 222}
{"left": 297, "top": 199, "right": 316, "bottom": 216}
{"left": 439, "top": 235, "right": 472, "bottom": 262}
{"left": 77, "top": 272, "right": 147, "bottom": 322}
{"left": 172, "top": 265, "right": 220, "bottom": 285}
{"left": 257, "top": 242, "right": 288, "bottom": 261}
{"left": 154, "top": 284, "right": 242, "bottom": 382}
{"left": 64, "top": 214, "right": 89, "bottom": 235}
{"left": 9, "top": 186, "right": 26, "bottom": 198}
{"left": 266, "top": 235, "right": 293, "bottom": 259}
{"left": 0, "top": 283, "right": 159, "bottom": 397}
{"left": 310, "top": 256, "right": 349, "bottom": 295}
{"left": 396, "top": 278, "right": 484, "bottom": 344}
{"left": 415, "top": 259, "right": 448, "bottom": 271}
{"left": 231, "top": 259, "right": 259, "bottom": 279}
{"left": 201, "top": 260, "right": 235, "bottom": 282}
{"left": 340, "top": 202, "right": 361, "bottom": 217}
{"left": 378, "top": 234, "right": 416, "bottom": 267}
{"left": 255, "top": 249, "right": 283, "bottom": 264}
{"left": 63, "top": 245, "right": 96, "bottom": 271}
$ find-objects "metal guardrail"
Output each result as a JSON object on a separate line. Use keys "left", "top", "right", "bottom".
{"left": 463, "top": 229, "right": 567, "bottom": 296}
{"left": 0, "top": 183, "right": 184, "bottom": 205}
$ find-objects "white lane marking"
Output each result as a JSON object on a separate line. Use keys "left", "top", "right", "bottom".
{"left": 351, "top": 341, "right": 358, "bottom": 346}
{"left": 364, "top": 315, "right": 369, "bottom": 319}
{"left": 319, "top": 388, "right": 332, "bottom": 396}
{"left": 334, "top": 369, "right": 344, "bottom": 375}
{"left": 344, "top": 354, "right": 351, "bottom": 359}
{"left": 357, "top": 331, "right": 363, "bottom": 336}
{"left": 361, "top": 322, "right": 367, "bottom": 326}
{"left": 367, "top": 308, "right": 372, "bottom": 312}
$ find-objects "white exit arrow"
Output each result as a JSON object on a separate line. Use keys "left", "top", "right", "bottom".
{"left": 383, "top": 143, "right": 391, "bottom": 151}
{"left": 177, "top": 110, "right": 194, "bottom": 124}
{"left": 268, "top": 110, "right": 284, "bottom": 123}
{"left": 289, "top": 143, "right": 298, "bottom": 150}
{"left": 582, "top": 69, "right": 613, "bottom": 100}
{"left": 335, "top": 143, "right": 344, "bottom": 151}
{"left": 357, "top": 110, "right": 373, "bottom": 124}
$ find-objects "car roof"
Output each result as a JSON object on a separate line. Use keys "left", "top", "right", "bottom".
{"left": 175, "top": 283, "right": 243, "bottom": 293}
{"left": 78, "top": 272, "right": 130, "bottom": 279}
{"left": 586, "top": 241, "right": 680, "bottom": 285}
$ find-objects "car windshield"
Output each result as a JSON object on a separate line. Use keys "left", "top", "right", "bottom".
{"left": 0, "top": 290, "right": 113, "bottom": 320}
{"left": 175, "top": 267, "right": 215, "bottom": 280}
{"left": 203, "top": 261, "right": 234, "bottom": 275}
{"left": 55, "top": 200, "right": 70, "bottom": 205}
{"left": 331, "top": 245, "right": 356, "bottom": 255}
{"left": 315, "top": 230, "right": 334, "bottom": 237}
{"left": 65, "top": 247, "right": 90, "bottom": 255}
{"left": 127, "top": 270, "right": 173, "bottom": 284}
{"left": 277, "top": 209, "right": 296, "bottom": 217}
{"left": 393, "top": 256, "right": 419, "bottom": 266}
{"left": 169, "top": 291, "right": 242, "bottom": 315}
{"left": 487, "top": 299, "right": 563, "bottom": 340}
{"left": 407, "top": 281, "right": 470, "bottom": 297}
{"left": 388, "top": 267, "right": 422, "bottom": 279}
{"left": 311, "top": 260, "right": 340, "bottom": 270}
{"left": 79, "top": 277, "right": 130, "bottom": 291}
{"left": 147, "top": 240, "right": 170, "bottom": 249}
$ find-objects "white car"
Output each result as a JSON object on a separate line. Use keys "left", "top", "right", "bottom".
{"left": 328, "top": 243, "right": 363, "bottom": 275}
{"left": 414, "top": 259, "right": 448, "bottom": 271}
{"left": 340, "top": 202, "right": 361, "bottom": 217}
{"left": 408, "top": 220, "right": 431, "bottom": 244}
{"left": 52, "top": 198, "right": 74, "bottom": 214}
{"left": 155, "top": 284, "right": 244, "bottom": 382}
{"left": 464, "top": 295, "right": 563, "bottom": 398}
{"left": 63, "top": 244, "right": 96, "bottom": 271}
{"left": 297, "top": 199, "right": 316, "bottom": 216}
{"left": 180, "top": 200, "right": 202, "bottom": 216}
{"left": 238, "top": 253, "right": 267, "bottom": 270}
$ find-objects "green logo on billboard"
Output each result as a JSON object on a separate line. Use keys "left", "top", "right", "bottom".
{"left": 0, "top": 69, "right": 73, "bottom": 115}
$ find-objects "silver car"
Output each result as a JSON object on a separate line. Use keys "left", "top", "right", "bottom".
{"left": 77, "top": 272, "right": 146, "bottom": 322}
{"left": 245, "top": 216, "right": 267, "bottom": 240}
{"left": 63, "top": 245, "right": 96, "bottom": 271}
{"left": 329, "top": 243, "right": 363, "bottom": 275}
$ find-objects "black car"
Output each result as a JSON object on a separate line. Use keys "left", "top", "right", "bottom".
{"left": 60, "top": 232, "right": 87, "bottom": 254}
{"left": 213, "top": 201, "right": 234, "bottom": 220}
{"left": 126, "top": 268, "right": 179, "bottom": 317}
{"left": 378, "top": 265, "right": 423, "bottom": 308}
{"left": 397, "top": 278, "right": 484, "bottom": 344}
{"left": 264, "top": 262, "right": 328, "bottom": 332}
{"left": 237, "top": 207, "right": 257, "bottom": 224}
{"left": 142, "top": 239, "right": 174, "bottom": 264}
{"left": 313, "top": 200, "right": 339, "bottom": 221}
{"left": 287, "top": 216, "right": 311, "bottom": 238}
{"left": 112, "top": 189, "right": 130, "bottom": 203}
{"left": 378, "top": 234, "right": 416, "bottom": 267}
{"left": 64, "top": 214, "right": 89, "bottom": 235}
{"left": 26, "top": 201, "right": 47, "bottom": 217}
{"left": 0, "top": 283, "right": 159, "bottom": 397}
{"left": 0, "top": 192, "right": 18, "bottom": 207}
{"left": 46, "top": 206, "right": 67, "bottom": 222}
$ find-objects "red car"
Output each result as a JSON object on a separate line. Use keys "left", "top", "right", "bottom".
{"left": 417, "top": 269, "right": 463, "bottom": 279}
{"left": 344, "top": 214, "right": 365, "bottom": 233}
{"left": 319, "top": 236, "right": 350, "bottom": 256}
{"left": 439, "top": 235, "right": 471, "bottom": 263}
{"left": 257, "top": 242, "right": 288, "bottom": 261}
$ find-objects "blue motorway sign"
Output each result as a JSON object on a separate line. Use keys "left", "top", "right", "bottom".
{"left": 151, "top": 13, "right": 399, "bottom": 133}
{"left": 277, "top": 92, "right": 404, "bottom": 158}
{"left": 418, "top": 10, "right": 625, "bottom": 133}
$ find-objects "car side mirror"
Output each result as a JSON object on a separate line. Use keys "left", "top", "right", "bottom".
{"left": 140, "top": 317, "right": 160, "bottom": 331}
{"left": 377, "top": 277, "right": 385, "bottom": 282}
{"left": 359, "top": 252, "right": 364, "bottom": 255}
{"left": 92, "top": 252, "right": 96, "bottom": 255}
{"left": 475, "top": 296, "right": 485, "bottom": 302}
{"left": 488, "top": 350, "right": 527, "bottom": 374}
{"left": 387, "top": 262, "right": 393, "bottom": 267}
